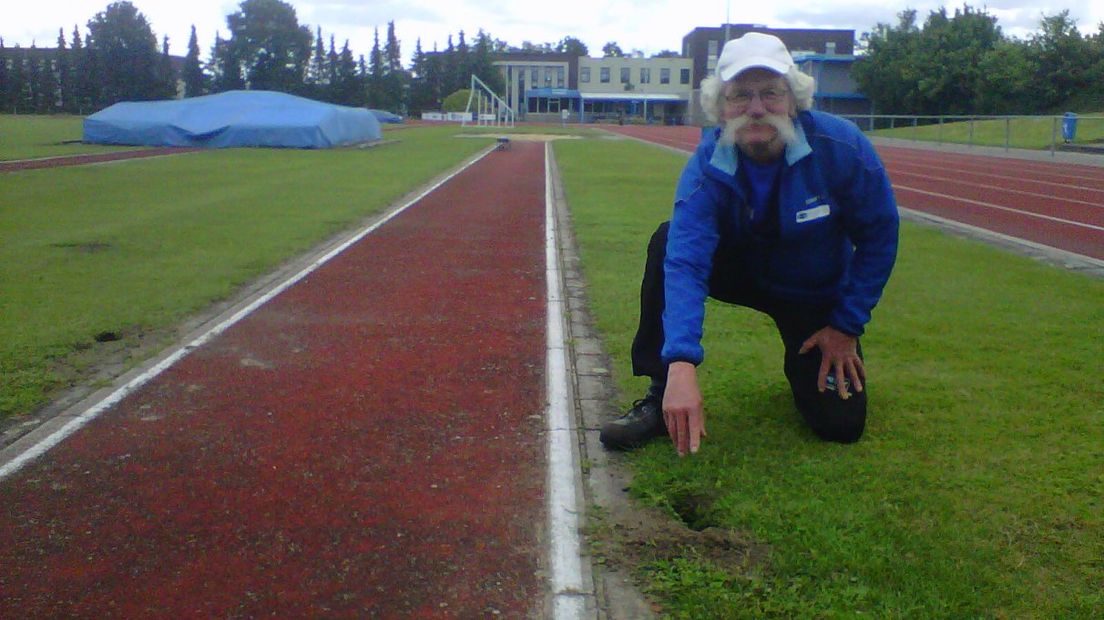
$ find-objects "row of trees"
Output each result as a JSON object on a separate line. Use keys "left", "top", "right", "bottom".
{"left": 854, "top": 7, "right": 1104, "bottom": 115}
{"left": 0, "top": 0, "right": 625, "bottom": 116}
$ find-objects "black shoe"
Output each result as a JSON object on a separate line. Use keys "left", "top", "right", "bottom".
{"left": 599, "top": 393, "right": 667, "bottom": 450}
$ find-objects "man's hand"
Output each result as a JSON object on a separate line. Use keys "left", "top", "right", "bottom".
{"left": 798, "top": 326, "right": 865, "bottom": 399}
{"left": 663, "top": 362, "right": 707, "bottom": 456}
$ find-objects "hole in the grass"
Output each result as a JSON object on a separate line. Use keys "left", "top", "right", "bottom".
{"left": 94, "top": 331, "right": 120, "bottom": 343}
{"left": 669, "top": 490, "right": 719, "bottom": 532}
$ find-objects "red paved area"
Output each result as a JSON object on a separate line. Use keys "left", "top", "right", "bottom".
{"left": 0, "top": 143, "right": 549, "bottom": 617}
{"left": 0, "top": 147, "right": 201, "bottom": 172}
{"left": 602, "top": 125, "right": 1104, "bottom": 260}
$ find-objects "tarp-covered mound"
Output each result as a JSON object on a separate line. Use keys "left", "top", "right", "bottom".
{"left": 83, "top": 90, "right": 382, "bottom": 149}
{"left": 368, "top": 109, "right": 404, "bottom": 124}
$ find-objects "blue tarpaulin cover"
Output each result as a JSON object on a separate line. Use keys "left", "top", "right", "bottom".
{"left": 368, "top": 109, "right": 403, "bottom": 124}
{"left": 83, "top": 90, "right": 382, "bottom": 149}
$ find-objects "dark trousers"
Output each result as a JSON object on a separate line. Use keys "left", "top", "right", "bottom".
{"left": 630, "top": 222, "right": 867, "bottom": 443}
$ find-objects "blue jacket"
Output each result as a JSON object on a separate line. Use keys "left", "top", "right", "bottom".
{"left": 662, "top": 110, "right": 899, "bottom": 366}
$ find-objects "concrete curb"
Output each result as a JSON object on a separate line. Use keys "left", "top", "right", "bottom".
{"left": 546, "top": 146, "right": 657, "bottom": 619}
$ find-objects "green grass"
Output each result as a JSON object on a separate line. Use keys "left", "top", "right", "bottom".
{"left": 0, "top": 124, "right": 491, "bottom": 418}
{"left": 554, "top": 138, "right": 1104, "bottom": 618}
{"left": 0, "top": 114, "right": 142, "bottom": 161}
{"left": 869, "top": 113, "right": 1104, "bottom": 150}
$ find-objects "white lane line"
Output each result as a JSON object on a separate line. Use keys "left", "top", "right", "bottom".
{"left": 0, "top": 145, "right": 498, "bottom": 482}
{"left": 891, "top": 169, "right": 1104, "bottom": 210}
{"left": 885, "top": 158, "right": 1104, "bottom": 195}
{"left": 544, "top": 141, "right": 586, "bottom": 619}
{"left": 893, "top": 184, "right": 1104, "bottom": 232}
{"left": 900, "top": 207, "right": 1104, "bottom": 269}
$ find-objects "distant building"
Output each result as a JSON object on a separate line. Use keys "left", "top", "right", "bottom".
{"left": 494, "top": 52, "right": 693, "bottom": 124}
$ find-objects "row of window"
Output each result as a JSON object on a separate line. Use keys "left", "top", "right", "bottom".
{"left": 580, "top": 66, "right": 690, "bottom": 85}
{"left": 513, "top": 65, "right": 567, "bottom": 89}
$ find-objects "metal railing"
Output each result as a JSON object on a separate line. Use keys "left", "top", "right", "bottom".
{"left": 841, "top": 114, "right": 1104, "bottom": 156}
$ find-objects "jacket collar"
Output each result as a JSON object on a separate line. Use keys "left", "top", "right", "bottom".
{"left": 706, "top": 115, "right": 813, "bottom": 178}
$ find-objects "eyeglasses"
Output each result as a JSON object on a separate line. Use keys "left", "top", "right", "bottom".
{"left": 725, "top": 87, "right": 789, "bottom": 107}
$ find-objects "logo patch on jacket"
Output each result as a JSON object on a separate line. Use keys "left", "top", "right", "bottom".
{"left": 796, "top": 204, "right": 830, "bottom": 223}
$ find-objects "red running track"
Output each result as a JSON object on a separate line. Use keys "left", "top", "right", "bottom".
{"left": 604, "top": 124, "right": 1104, "bottom": 261}
{"left": 0, "top": 143, "right": 549, "bottom": 617}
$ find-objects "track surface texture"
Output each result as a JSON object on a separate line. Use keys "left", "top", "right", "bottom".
{"left": 0, "top": 147, "right": 200, "bottom": 172}
{"left": 604, "top": 125, "right": 1104, "bottom": 261}
{"left": 0, "top": 143, "right": 550, "bottom": 617}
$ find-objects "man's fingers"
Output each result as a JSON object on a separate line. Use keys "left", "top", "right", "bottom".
{"left": 689, "top": 415, "right": 703, "bottom": 454}
{"left": 835, "top": 363, "right": 850, "bottom": 399}
{"left": 798, "top": 337, "right": 815, "bottom": 355}
{"left": 817, "top": 357, "right": 831, "bottom": 392}
{"left": 848, "top": 359, "right": 865, "bottom": 393}
{"left": 676, "top": 413, "right": 689, "bottom": 456}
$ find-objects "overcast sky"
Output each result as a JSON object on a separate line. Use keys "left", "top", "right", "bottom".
{"left": 4, "top": 0, "right": 1102, "bottom": 64}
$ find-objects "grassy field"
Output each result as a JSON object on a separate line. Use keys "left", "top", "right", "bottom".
{"left": 554, "top": 137, "right": 1104, "bottom": 617}
{"left": 869, "top": 113, "right": 1104, "bottom": 150}
{"left": 0, "top": 123, "right": 490, "bottom": 418}
{"left": 0, "top": 114, "right": 142, "bottom": 161}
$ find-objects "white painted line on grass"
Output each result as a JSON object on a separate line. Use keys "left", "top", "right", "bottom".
{"left": 900, "top": 206, "right": 1104, "bottom": 270}
{"left": 0, "top": 146, "right": 498, "bottom": 482}
{"left": 894, "top": 184, "right": 1104, "bottom": 232}
{"left": 544, "top": 142, "right": 586, "bottom": 618}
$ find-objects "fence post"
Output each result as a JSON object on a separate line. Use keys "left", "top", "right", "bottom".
{"left": 1050, "top": 116, "right": 1058, "bottom": 156}
{"left": 969, "top": 117, "right": 975, "bottom": 147}
{"left": 938, "top": 116, "right": 943, "bottom": 144}
{"left": 1004, "top": 117, "right": 1010, "bottom": 151}
{"left": 913, "top": 116, "right": 918, "bottom": 141}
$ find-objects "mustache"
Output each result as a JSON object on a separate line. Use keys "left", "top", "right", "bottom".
{"left": 720, "top": 113, "right": 796, "bottom": 147}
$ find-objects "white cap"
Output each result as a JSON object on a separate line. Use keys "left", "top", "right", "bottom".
{"left": 716, "top": 33, "right": 794, "bottom": 81}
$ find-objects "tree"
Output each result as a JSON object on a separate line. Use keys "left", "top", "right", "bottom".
{"left": 556, "top": 36, "right": 588, "bottom": 57}
{"left": 68, "top": 26, "right": 93, "bottom": 113}
{"left": 1027, "top": 11, "right": 1094, "bottom": 110}
{"left": 183, "top": 25, "right": 207, "bottom": 97}
{"left": 208, "top": 32, "right": 244, "bottom": 92}
{"left": 157, "top": 35, "right": 177, "bottom": 98}
{"left": 367, "top": 27, "right": 385, "bottom": 108}
{"left": 0, "top": 40, "right": 8, "bottom": 112}
{"left": 224, "top": 0, "right": 311, "bottom": 93}
{"left": 86, "top": 1, "right": 164, "bottom": 105}
{"left": 601, "top": 41, "right": 624, "bottom": 57}
{"left": 55, "top": 29, "right": 70, "bottom": 112}
{"left": 379, "top": 21, "right": 406, "bottom": 112}
{"left": 470, "top": 30, "right": 504, "bottom": 95}
{"left": 852, "top": 10, "right": 922, "bottom": 114}
{"left": 652, "top": 50, "right": 681, "bottom": 58}
{"left": 331, "top": 40, "right": 361, "bottom": 106}
{"left": 307, "top": 26, "right": 326, "bottom": 94}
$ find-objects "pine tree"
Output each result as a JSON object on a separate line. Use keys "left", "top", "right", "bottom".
{"left": 308, "top": 26, "right": 326, "bottom": 93}
{"left": 0, "top": 39, "right": 8, "bottom": 113}
{"left": 471, "top": 30, "right": 505, "bottom": 95}
{"left": 69, "top": 26, "right": 92, "bottom": 113}
{"left": 381, "top": 21, "right": 405, "bottom": 112}
{"left": 55, "top": 29, "right": 70, "bottom": 112}
{"left": 332, "top": 40, "right": 360, "bottom": 106}
{"left": 158, "top": 35, "right": 176, "bottom": 98}
{"left": 7, "top": 46, "right": 27, "bottom": 113}
{"left": 327, "top": 34, "right": 338, "bottom": 100}
{"left": 368, "top": 28, "right": 384, "bottom": 108}
{"left": 455, "top": 30, "right": 471, "bottom": 92}
{"left": 183, "top": 25, "right": 206, "bottom": 97}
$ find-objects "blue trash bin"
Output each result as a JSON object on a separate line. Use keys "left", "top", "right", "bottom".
{"left": 1062, "top": 112, "right": 1078, "bottom": 143}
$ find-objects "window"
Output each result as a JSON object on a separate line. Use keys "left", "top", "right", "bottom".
{"left": 640, "top": 68, "right": 651, "bottom": 84}
{"left": 580, "top": 67, "right": 591, "bottom": 83}
{"left": 600, "top": 67, "right": 610, "bottom": 83}
{"left": 531, "top": 67, "right": 539, "bottom": 83}
{"left": 826, "top": 42, "right": 836, "bottom": 55}
{"left": 707, "top": 40, "right": 719, "bottom": 58}
{"left": 660, "top": 68, "right": 670, "bottom": 84}
{"left": 557, "top": 66, "right": 565, "bottom": 88}
{"left": 620, "top": 67, "right": 630, "bottom": 83}
{"left": 544, "top": 67, "right": 553, "bottom": 85}
{"left": 680, "top": 68, "right": 690, "bottom": 84}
